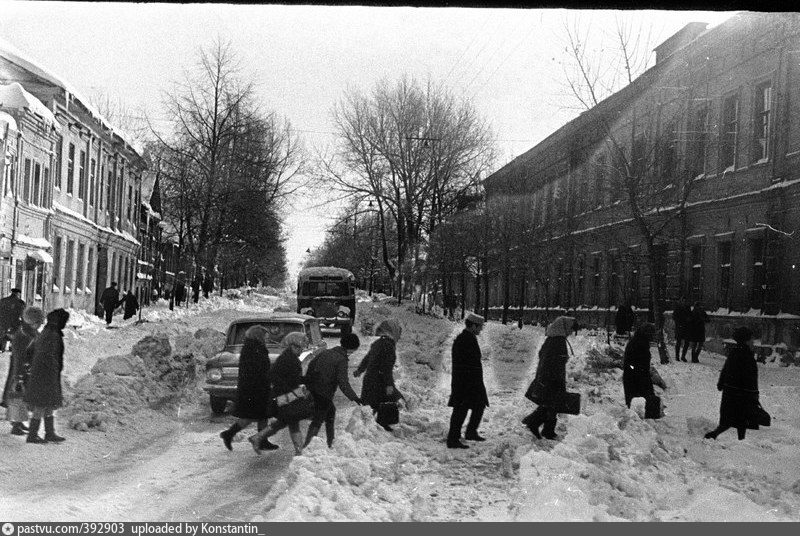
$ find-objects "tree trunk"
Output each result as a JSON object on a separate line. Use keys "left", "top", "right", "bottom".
{"left": 501, "top": 255, "right": 510, "bottom": 324}
{"left": 648, "top": 248, "right": 670, "bottom": 364}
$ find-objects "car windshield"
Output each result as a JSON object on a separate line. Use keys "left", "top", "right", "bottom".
{"left": 228, "top": 321, "right": 304, "bottom": 346}
{"left": 300, "top": 281, "right": 351, "bottom": 297}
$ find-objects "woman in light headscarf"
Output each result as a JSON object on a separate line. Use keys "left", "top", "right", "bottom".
{"left": 522, "top": 316, "right": 575, "bottom": 440}
{"left": 354, "top": 318, "right": 402, "bottom": 431}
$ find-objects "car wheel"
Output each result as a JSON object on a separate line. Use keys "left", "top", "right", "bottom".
{"left": 210, "top": 396, "right": 228, "bottom": 415}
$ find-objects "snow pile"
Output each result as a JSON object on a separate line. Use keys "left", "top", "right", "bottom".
{"left": 62, "top": 328, "right": 223, "bottom": 431}
{"left": 142, "top": 292, "right": 288, "bottom": 324}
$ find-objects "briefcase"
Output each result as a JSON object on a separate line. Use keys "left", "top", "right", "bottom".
{"left": 556, "top": 392, "right": 581, "bottom": 415}
{"left": 376, "top": 401, "right": 400, "bottom": 426}
{"left": 645, "top": 395, "right": 663, "bottom": 419}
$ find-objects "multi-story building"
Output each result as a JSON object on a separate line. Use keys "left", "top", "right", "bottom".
{"left": 482, "top": 13, "right": 800, "bottom": 357}
{"left": 1, "top": 41, "right": 146, "bottom": 314}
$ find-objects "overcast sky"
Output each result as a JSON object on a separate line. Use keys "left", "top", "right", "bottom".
{"left": 0, "top": 2, "right": 737, "bottom": 278}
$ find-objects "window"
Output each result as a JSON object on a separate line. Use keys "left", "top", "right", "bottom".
{"left": 690, "top": 244, "right": 703, "bottom": 303}
{"left": 3, "top": 156, "right": 13, "bottom": 196}
{"left": 127, "top": 184, "right": 133, "bottom": 220}
{"left": 99, "top": 161, "right": 105, "bottom": 210}
{"left": 65, "top": 239, "right": 75, "bottom": 291}
{"left": 751, "top": 238, "right": 765, "bottom": 308}
{"left": 592, "top": 256, "right": 601, "bottom": 305}
{"left": 67, "top": 143, "right": 75, "bottom": 194}
{"left": 32, "top": 163, "right": 41, "bottom": 205}
{"left": 629, "top": 261, "right": 640, "bottom": 307}
{"left": 23, "top": 158, "right": 31, "bottom": 202}
{"left": 76, "top": 243, "right": 85, "bottom": 290}
{"left": 576, "top": 256, "right": 585, "bottom": 304}
{"left": 42, "top": 168, "right": 49, "bottom": 206}
{"left": 54, "top": 135, "right": 63, "bottom": 189}
{"left": 86, "top": 247, "right": 94, "bottom": 291}
{"left": 718, "top": 242, "right": 732, "bottom": 307}
{"left": 110, "top": 252, "right": 116, "bottom": 285}
{"left": 720, "top": 94, "right": 739, "bottom": 170}
{"left": 78, "top": 150, "right": 86, "bottom": 200}
{"left": 608, "top": 255, "right": 619, "bottom": 305}
{"left": 595, "top": 155, "right": 606, "bottom": 207}
{"left": 688, "top": 104, "right": 708, "bottom": 177}
{"left": 107, "top": 167, "right": 113, "bottom": 210}
{"left": 53, "top": 236, "right": 62, "bottom": 289}
{"left": 659, "top": 121, "right": 678, "bottom": 182}
{"left": 89, "top": 158, "right": 96, "bottom": 206}
{"left": 753, "top": 82, "right": 772, "bottom": 163}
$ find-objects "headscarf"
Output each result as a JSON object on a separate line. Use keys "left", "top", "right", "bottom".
{"left": 732, "top": 326, "right": 754, "bottom": 345}
{"left": 545, "top": 316, "right": 575, "bottom": 338}
{"left": 633, "top": 322, "right": 656, "bottom": 342}
{"left": 375, "top": 318, "right": 402, "bottom": 342}
{"left": 46, "top": 308, "right": 70, "bottom": 331}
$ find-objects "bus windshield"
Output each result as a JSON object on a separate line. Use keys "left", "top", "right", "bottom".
{"left": 300, "top": 281, "right": 351, "bottom": 297}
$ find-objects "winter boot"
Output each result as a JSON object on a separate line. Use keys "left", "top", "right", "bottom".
{"left": 10, "top": 422, "right": 26, "bottom": 436}
{"left": 26, "top": 418, "right": 46, "bottom": 444}
{"left": 737, "top": 427, "right": 746, "bottom": 441}
{"left": 220, "top": 422, "right": 243, "bottom": 451}
{"left": 303, "top": 423, "right": 321, "bottom": 449}
{"left": 541, "top": 417, "right": 558, "bottom": 440}
{"left": 289, "top": 430, "right": 304, "bottom": 456}
{"left": 44, "top": 416, "right": 66, "bottom": 443}
{"left": 325, "top": 423, "right": 335, "bottom": 448}
{"left": 446, "top": 438, "right": 469, "bottom": 449}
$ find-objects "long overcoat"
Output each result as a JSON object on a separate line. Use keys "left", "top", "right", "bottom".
{"left": 688, "top": 308, "right": 710, "bottom": 343}
{"left": 448, "top": 329, "right": 489, "bottom": 409}
{"left": 232, "top": 338, "right": 271, "bottom": 419}
{"left": 100, "top": 287, "right": 119, "bottom": 312}
{"left": 355, "top": 336, "right": 397, "bottom": 408}
{"left": 716, "top": 343, "right": 760, "bottom": 429}
{"left": 622, "top": 333, "right": 655, "bottom": 406}
{"left": 1, "top": 323, "right": 38, "bottom": 407}
{"left": 673, "top": 304, "right": 692, "bottom": 340}
{"left": 526, "top": 336, "right": 568, "bottom": 408}
{"left": 123, "top": 293, "right": 139, "bottom": 320}
{"left": 24, "top": 310, "right": 69, "bottom": 409}
{"left": 0, "top": 294, "right": 25, "bottom": 334}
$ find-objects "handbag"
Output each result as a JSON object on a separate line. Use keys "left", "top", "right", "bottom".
{"left": 376, "top": 400, "right": 400, "bottom": 426}
{"left": 274, "top": 385, "right": 315, "bottom": 423}
{"left": 645, "top": 395, "right": 663, "bottom": 419}
{"left": 754, "top": 403, "right": 771, "bottom": 427}
{"left": 556, "top": 392, "right": 581, "bottom": 415}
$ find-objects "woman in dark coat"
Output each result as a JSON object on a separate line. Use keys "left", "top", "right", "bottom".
{"left": 218, "top": 325, "right": 277, "bottom": 451}
{"left": 622, "top": 322, "right": 660, "bottom": 416}
{"left": 673, "top": 298, "right": 693, "bottom": 362}
{"left": 248, "top": 332, "right": 309, "bottom": 455}
{"left": 522, "top": 316, "right": 574, "bottom": 440}
{"left": 2, "top": 306, "right": 44, "bottom": 436}
{"left": 687, "top": 302, "right": 710, "bottom": 363}
{"left": 122, "top": 290, "right": 140, "bottom": 320}
{"left": 23, "top": 308, "right": 69, "bottom": 444}
{"left": 705, "top": 327, "right": 760, "bottom": 441}
{"left": 354, "top": 318, "right": 402, "bottom": 431}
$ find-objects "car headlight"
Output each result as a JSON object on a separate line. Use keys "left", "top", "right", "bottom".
{"left": 300, "top": 307, "right": 314, "bottom": 316}
{"left": 337, "top": 305, "right": 350, "bottom": 317}
{"left": 207, "top": 368, "right": 223, "bottom": 382}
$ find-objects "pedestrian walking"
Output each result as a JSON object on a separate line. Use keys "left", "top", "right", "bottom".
{"left": 446, "top": 312, "right": 489, "bottom": 448}
{"left": 522, "top": 316, "right": 575, "bottom": 440}
{"left": 248, "top": 332, "right": 310, "bottom": 455}
{"left": 191, "top": 276, "right": 201, "bottom": 304}
{"left": 353, "top": 318, "right": 403, "bottom": 431}
{"left": 219, "top": 325, "right": 278, "bottom": 451}
{"left": 303, "top": 333, "right": 363, "bottom": 448}
{"left": 687, "top": 302, "right": 710, "bottom": 363}
{"left": 1, "top": 306, "right": 44, "bottom": 436}
{"left": 99, "top": 282, "right": 120, "bottom": 326}
{"left": 23, "top": 308, "right": 70, "bottom": 444}
{"left": 174, "top": 275, "right": 186, "bottom": 307}
{"left": 615, "top": 303, "right": 634, "bottom": 336}
{"left": 0, "top": 288, "right": 26, "bottom": 351}
{"left": 622, "top": 323, "right": 662, "bottom": 418}
{"left": 122, "top": 290, "right": 140, "bottom": 320}
{"left": 202, "top": 273, "right": 214, "bottom": 299}
{"left": 705, "top": 327, "right": 762, "bottom": 441}
{"left": 673, "top": 297, "right": 692, "bottom": 362}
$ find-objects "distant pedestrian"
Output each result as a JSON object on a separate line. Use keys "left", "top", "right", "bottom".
{"left": 202, "top": 273, "right": 214, "bottom": 299}
{"left": 353, "top": 319, "right": 403, "bottom": 432}
{"left": 191, "top": 276, "right": 201, "bottom": 304}
{"left": 615, "top": 303, "right": 634, "bottom": 336}
{"left": 522, "top": 316, "right": 575, "bottom": 440}
{"left": 122, "top": 290, "right": 140, "bottom": 320}
{"left": 99, "top": 283, "right": 120, "bottom": 326}
{"left": 303, "top": 333, "right": 363, "bottom": 448}
{"left": 248, "top": 332, "right": 310, "bottom": 455}
{"left": 622, "top": 323, "right": 661, "bottom": 418}
{"left": 0, "top": 288, "right": 26, "bottom": 351}
{"left": 219, "top": 325, "right": 278, "bottom": 451}
{"left": 446, "top": 313, "right": 489, "bottom": 448}
{"left": 23, "top": 308, "right": 70, "bottom": 444}
{"left": 705, "top": 327, "right": 761, "bottom": 441}
{"left": 687, "top": 302, "right": 710, "bottom": 363}
{"left": 174, "top": 278, "right": 186, "bottom": 307}
{"left": 673, "top": 297, "right": 692, "bottom": 362}
{"left": 1, "top": 306, "right": 44, "bottom": 436}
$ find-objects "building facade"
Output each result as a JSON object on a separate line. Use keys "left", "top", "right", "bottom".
{"left": 482, "top": 13, "right": 800, "bottom": 357}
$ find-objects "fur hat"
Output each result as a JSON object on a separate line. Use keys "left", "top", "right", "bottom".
{"left": 46, "top": 308, "right": 70, "bottom": 330}
{"left": 22, "top": 306, "right": 45, "bottom": 326}
{"left": 732, "top": 326, "right": 754, "bottom": 345}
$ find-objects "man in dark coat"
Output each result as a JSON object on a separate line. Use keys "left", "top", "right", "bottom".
{"left": 2, "top": 306, "right": 44, "bottom": 435}
{"left": 522, "top": 316, "right": 575, "bottom": 440}
{"left": 687, "top": 302, "right": 710, "bottom": 363}
{"left": 23, "top": 308, "right": 70, "bottom": 444}
{"left": 615, "top": 303, "right": 634, "bottom": 336}
{"left": 303, "top": 333, "right": 363, "bottom": 448}
{"left": 0, "top": 288, "right": 26, "bottom": 351}
{"left": 673, "top": 298, "right": 693, "bottom": 362}
{"left": 622, "top": 323, "right": 661, "bottom": 417}
{"left": 174, "top": 277, "right": 186, "bottom": 307}
{"left": 122, "top": 290, "right": 140, "bottom": 320}
{"left": 202, "top": 273, "right": 214, "bottom": 299}
{"left": 705, "top": 327, "right": 760, "bottom": 441}
{"left": 100, "top": 282, "right": 120, "bottom": 326}
{"left": 219, "top": 325, "right": 278, "bottom": 451}
{"left": 446, "top": 312, "right": 489, "bottom": 449}
{"left": 191, "top": 276, "right": 201, "bottom": 304}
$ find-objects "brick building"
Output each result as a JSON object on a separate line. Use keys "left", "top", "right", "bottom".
{"left": 481, "top": 13, "right": 800, "bottom": 357}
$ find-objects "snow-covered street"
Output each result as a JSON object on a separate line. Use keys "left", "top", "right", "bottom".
{"left": 1, "top": 291, "right": 799, "bottom": 521}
